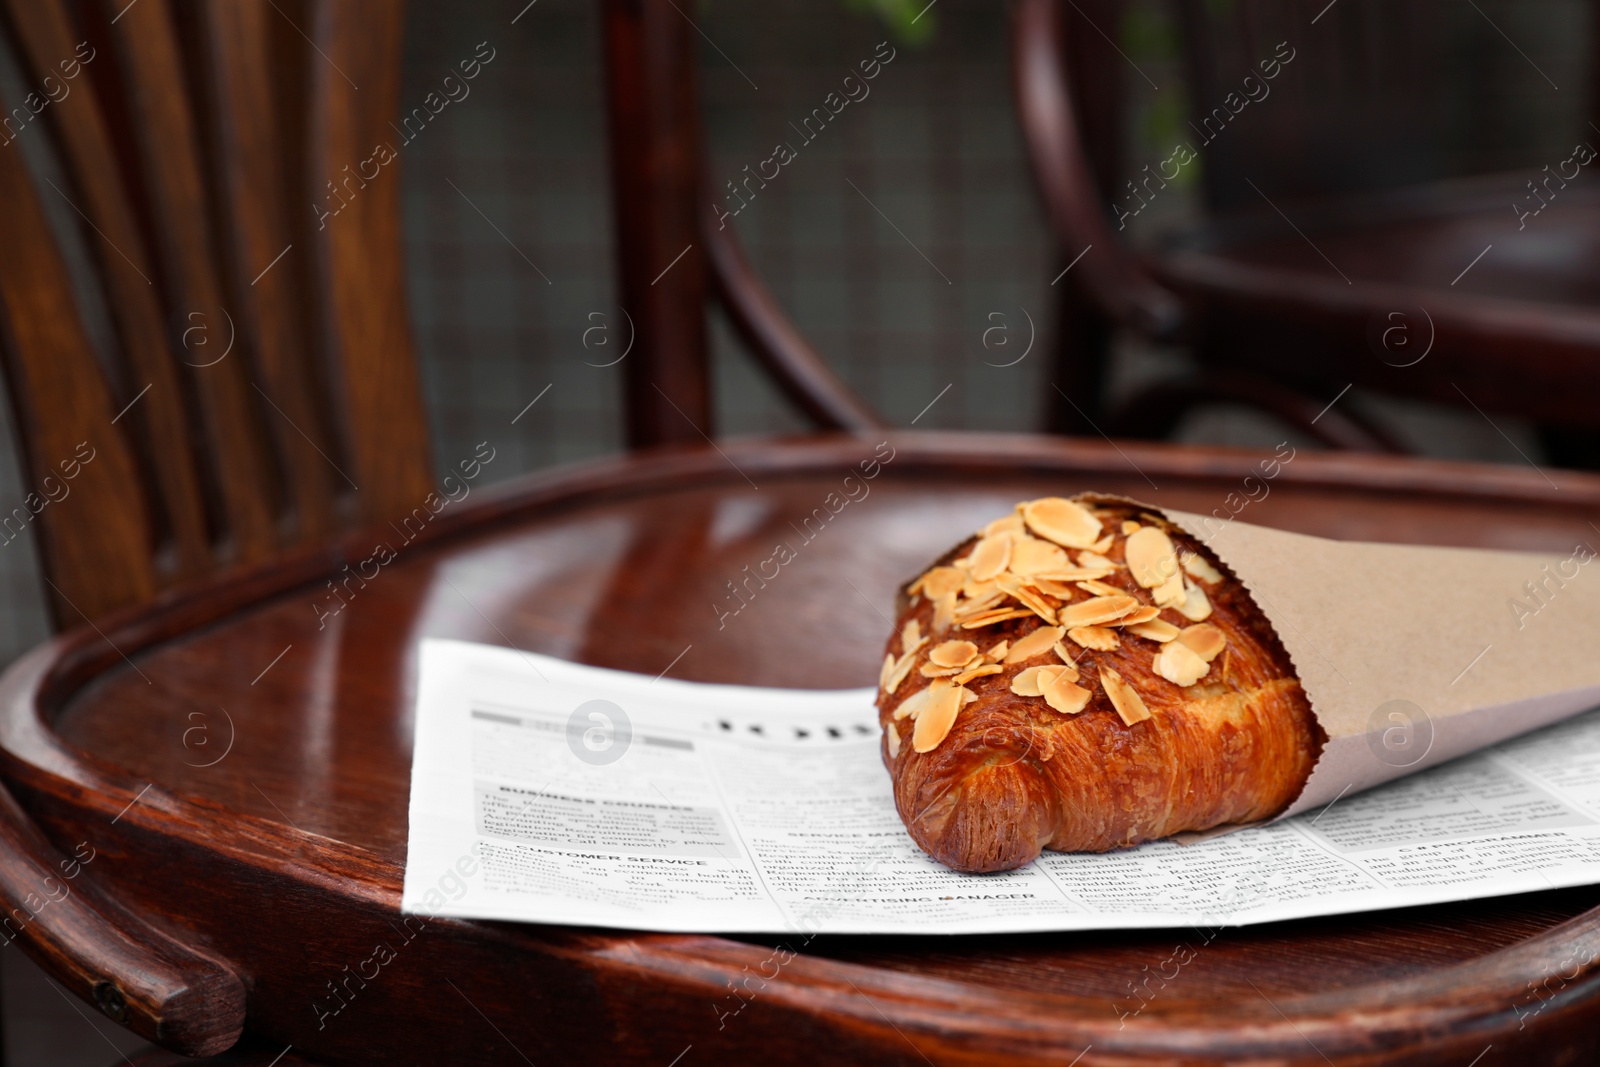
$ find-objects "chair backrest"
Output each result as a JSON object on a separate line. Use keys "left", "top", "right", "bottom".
{"left": 1174, "top": 0, "right": 1591, "bottom": 213}
{"left": 0, "top": 0, "right": 431, "bottom": 626}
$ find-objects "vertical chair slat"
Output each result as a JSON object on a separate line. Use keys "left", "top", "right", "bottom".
{"left": 0, "top": 0, "right": 212, "bottom": 579}
{"left": 107, "top": 0, "right": 280, "bottom": 563}
{"left": 309, "top": 0, "right": 432, "bottom": 522}
{"left": 0, "top": 108, "right": 155, "bottom": 623}
{"left": 195, "top": 0, "right": 338, "bottom": 541}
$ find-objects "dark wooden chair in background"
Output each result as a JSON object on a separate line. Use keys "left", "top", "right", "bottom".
{"left": 4, "top": 1, "right": 1600, "bottom": 1064}
{"left": 1015, "top": 0, "right": 1600, "bottom": 464}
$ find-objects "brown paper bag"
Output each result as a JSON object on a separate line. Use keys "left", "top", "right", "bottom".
{"left": 1144, "top": 501, "right": 1600, "bottom": 816}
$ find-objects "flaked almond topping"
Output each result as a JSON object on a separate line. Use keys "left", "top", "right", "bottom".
{"left": 1067, "top": 625, "right": 1120, "bottom": 651}
{"left": 1089, "top": 533, "right": 1115, "bottom": 555}
{"left": 1182, "top": 551, "right": 1225, "bottom": 585}
{"left": 1075, "top": 578, "right": 1124, "bottom": 598}
{"left": 981, "top": 512, "right": 1025, "bottom": 538}
{"left": 1027, "top": 578, "right": 1080, "bottom": 599}
{"left": 967, "top": 532, "right": 1013, "bottom": 581}
{"left": 912, "top": 683, "right": 967, "bottom": 752}
{"left": 1126, "top": 526, "right": 1180, "bottom": 590}
{"left": 959, "top": 608, "right": 1033, "bottom": 629}
{"left": 1012, "top": 585, "right": 1062, "bottom": 623}
{"left": 1040, "top": 669, "right": 1092, "bottom": 715}
{"left": 1075, "top": 551, "right": 1116, "bottom": 570}
{"left": 962, "top": 576, "right": 1000, "bottom": 600}
{"left": 879, "top": 652, "right": 895, "bottom": 689}
{"left": 1108, "top": 605, "right": 1161, "bottom": 627}
{"left": 1153, "top": 641, "right": 1209, "bottom": 687}
{"left": 1176, "top": 581, "right": 1213, "bottom": 621}
{"left": 952, "top": 663, "right": 1003, "bottom": 685}
{"left": 1060, "top": 595, "right": 1141, "bottom": 628}
{"left": 931, "top": 592, "right": 959, "bottom": 633}
{"left": 1052, "top": 641, "right": 1080, "bottom": 670}
{"left": 886, "top": 650, "right": 920, "bottom": 694}
{"left": 886, "top": 723, "right": 901, "bottom": 759}
{"left": 1154, "top": 569, "right": 1188, "bottom": 609}
{"left": 1010, "top": 665, "right": 1047, "bottom": 697}
{"left": 1177, "top": 623, "right": 1226, "bottom": 661}
{"left": 900, "top": 617, "right": 923, "bottom": 653}
{"left": 984, "top": 639, "right": 1010, "bottom": 662}
{"left": 1003, "top": 625, "right": 1066, "bottom": 663}
{"left": 1021, "top": 496, "right": 1103, "bottom": 549}
{"left": 1009, "top": 536, "right": 1071, "bottom": 576}
{"left": 1121, "top": 520, "right": 1142, "bottom": 535}
{"left": 893, "top": 684, "right": 937, "bottom": 720}
{"left": 929, "top": 639, "right": 979, "bottom": 669}
{"left": 1126, "top": 618, "right": 1181, "bottom": 643}
{"left": 1100, "top": 666, "right": 1152, "bottom": 725}
{"left": 920, "top": 662, "right": 965, "bottom": 678}
{"left": 954, "top": 590, "right": 1006, "bottom": 620}
{"left": 918, "top": 566, "right": 966, "bottom": 599}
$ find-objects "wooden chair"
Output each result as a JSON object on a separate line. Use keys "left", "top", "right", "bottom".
{"left": 4, "top": 1, "right": 1600, "bottom": 1064}
{"left": 1014, "top": 0, "right": 1600, "bottom": 463}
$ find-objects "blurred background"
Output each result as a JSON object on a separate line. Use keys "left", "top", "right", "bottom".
{"left": 1, "top": 0, "right": 1593, "bottom": 1057}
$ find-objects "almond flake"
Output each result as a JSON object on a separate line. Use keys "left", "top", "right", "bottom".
{"left": 1126, "top": 619, "right": 1181, "bottom": 643}
{"left": 879, "top": 652, "right": 895, "bottom": 689}
{"left": 1153, "top": 641, "right": 1209, "bottom": 687}
{"left": 967, "top": 533, "right": 1013, "bottom": 581}
{"left": 952, "top": 663, "right": 1003, "bottom": 685}
{"left": 886, "top": 723, "right": 901, "bottom": 759}
{"left": 929, "top": 639, "right": 979, "bottom": 669}
{"left": 1176, "top": 581, "right": 1213, "bottom": 621}
{"left": 959, "top": 608, "right": 1033, "bottom": 629}
{"left": 953, "top": 591, "right": 1006, "bottom": 620}
{"left": 1089, "top": 533, "right": 1115, "bottom": 555}
{"left": 932, "top": 592, "right": 958, "bottom": 633}
{"left": 1075, "top": 551, "right": 1116, "bottom": 570}
{"left": 1010, "top": 666, "right": 1047, "bottom": 697}
{"left": 1076, "top": 579, "right": 1124, "bottom": 598}
{"left": 984, "top": 639, "right": 1010, "bottom": 662}
{"left": 981, "top": 512, "right": 1025, "bottom": 538}
{"left": 1013, "top": 586, "right": 1061, "bottom": 623}
{"left": 1067, "top": 625, "right": 1120, "bottom": 651}
{"left": 1059, "top": 595, "right": 1140, "bottom": 628}
{"left": 1126, "top": 526, "right": 1180, "bottom": 590}
{"left": 918, "top": 566, "right": 966, "bottom": 599}
{"left": 920, "top": 662, "right": 965, "bottom": 678}
{"left": 1003, "top": 625, "right": 1066, "bottom": 663}
{"left": 900, "top": 617, "right": 923, "bottom": 653}
{"left": 886, "top": 650, "right": 920, "bottom": 694}
{"left": 1108, "top": 605, "right": 1161, "bottom": 627}
{"left": 1027, "top": 578, "right": 1080, "bottom": 599}
{"left": 893, "top": 684, "right": 937, "bottom": 720}
{"left": 1021, "top": 497, "right": 1103, "bottom": 549}
{"left": 1182, "top": 551, "right": 1225, "bottom": 585}
{"left": 1039, "top": 669, "right": 1092, "bottom": 715}
{"left": 1153, "top": 569, "right": 1188, "bottom": 609}
{"left": 912, "top": 683, "right": 966, "bottom": 752}
{"left": 1009, "top": 536, "right": 1071, "bottom": 577}
{"left": 962, "top": 576, "right": 999, "bottom": 600}
{"left": 1100, "top": 666, "right": 1152, "bottom": 725}
{"left": 1052, "top": 641, "right": 1080, "bottom": 671}
{"left": 1177, "top": 623, "right": 1226, "bottom": 662}
{"left": 1121, "top": 520, "right": 1142, "bottom": 535}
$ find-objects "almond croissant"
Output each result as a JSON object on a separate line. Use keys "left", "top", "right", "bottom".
{"left": 876, "top": 496, "right": 1322, "bottom": 872}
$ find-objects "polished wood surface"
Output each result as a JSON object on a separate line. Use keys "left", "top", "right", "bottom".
{"left": 7, "top": 434, "right": 1600, "bottom": 1064}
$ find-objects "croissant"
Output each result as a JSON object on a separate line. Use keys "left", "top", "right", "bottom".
{"left": 876, "top": 496, "right": 1322, "bottom": 872}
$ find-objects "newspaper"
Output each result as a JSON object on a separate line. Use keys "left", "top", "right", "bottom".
{"left": 402, "top": 638, "right": 1600, "bottom": 935}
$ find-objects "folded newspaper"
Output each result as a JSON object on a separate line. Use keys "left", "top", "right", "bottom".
{"left": 404, "top": 629, "right": 1600, "bottom": 935}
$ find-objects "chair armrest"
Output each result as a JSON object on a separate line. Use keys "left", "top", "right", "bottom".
{"left": 703, "top": 200, "right": 885, "bottom": 433}
{"left": 1011, "top": 0, "right": 1185, "bottom": 339}
{"left": 0, "top": 776, "right": 245, "bottom": 1055}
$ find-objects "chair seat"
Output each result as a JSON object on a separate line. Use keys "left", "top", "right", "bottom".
{"left": 9, "top": 433, "right": 1600, "bottom": 1065}
{"left": 1151, "top": 174, "right": 1600, "bottom": 426}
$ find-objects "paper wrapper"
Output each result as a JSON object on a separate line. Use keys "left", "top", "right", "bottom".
{"left": 1129, "top": 499, "right": 1600, "bottom": 817}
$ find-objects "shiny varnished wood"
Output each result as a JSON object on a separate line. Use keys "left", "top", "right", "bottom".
{"left": 8, "top": 435, "right": 1600, "bottom": 1064}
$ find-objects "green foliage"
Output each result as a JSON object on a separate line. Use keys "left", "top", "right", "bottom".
{"left": 839, "top": 0, "right": 937, "bottom": 47}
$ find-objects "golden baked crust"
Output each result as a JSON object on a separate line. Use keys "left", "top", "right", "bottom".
{"left": 875, "top": 497, "right": 1322, "bottom": 872}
